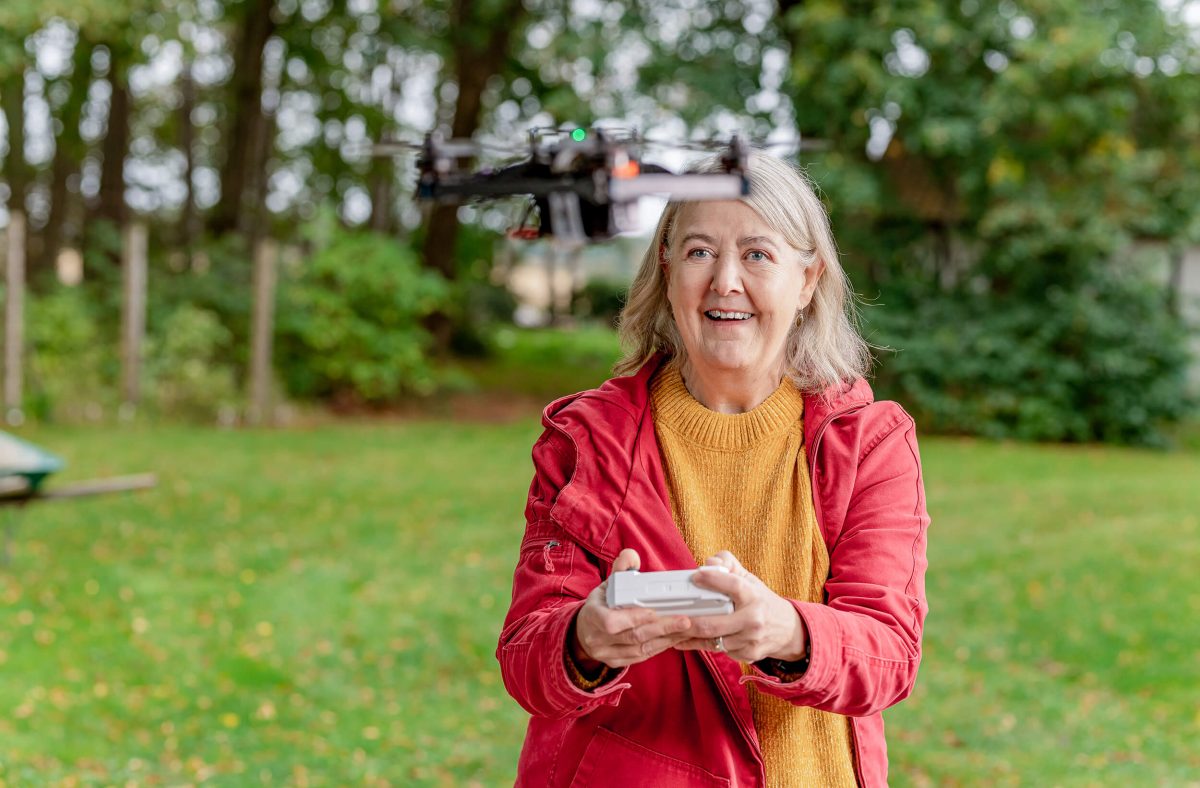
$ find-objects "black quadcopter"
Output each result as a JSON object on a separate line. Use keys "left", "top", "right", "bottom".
{"left": 374, "top": 128, "right": 759, "bottom": 242}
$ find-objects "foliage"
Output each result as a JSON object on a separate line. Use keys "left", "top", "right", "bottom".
{"left": 458, "top": 325, "right": 623, "bottom": 401}
{"left": 144, "top": 304, "right": 240, "bottom": 423}
{"left": 275, "top": 229, "right": 448, "bottom": 403}
{"left": 868, "top": 268, "right": 1195, "bottom": 445}
{"left": 146, "top": 234, "right": 256, "bottom": 373}
{"left": 779, "top": 0, "right": 1200, "bottom": 442}
{"left": 572, "top": 278, "right": 627, "bottom": 328}
{"left": 23, "top": 286, "right": 113, "bottom": 423}
{"left": 445, "top": 222, "right": 515, "bottom": 356}
{"left": 2, "top": 0, "right": 1198, "bottom": 440}
{"left": 2, "top": 421, "right": 1197, "bottom": 782}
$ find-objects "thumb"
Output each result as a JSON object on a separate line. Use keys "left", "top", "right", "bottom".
{"left": 611, "top": 548, "right": 641, "bottom": 575}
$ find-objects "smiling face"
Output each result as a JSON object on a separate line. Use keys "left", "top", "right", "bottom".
{"left": 663, "top": 200, "right": 824, "bottom": 385}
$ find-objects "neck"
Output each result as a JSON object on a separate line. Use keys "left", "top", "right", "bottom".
{"left": 677, "top": 358, "right": 784, "bottom": 414}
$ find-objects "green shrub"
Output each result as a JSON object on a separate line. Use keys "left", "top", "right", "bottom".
{"left": 573, "top": 278, "right": 628, "bottom": 328}
{"left": 145, "top": 305, "right": 240, "bottom": 422}
{"left": 275, "top": 230, "right": 448, "bottom": 402}
{"left": 24, "top": 286, "right": 114, "bottom": 422}
{"left": 868, "top": 269, "right": 1196, "bottom": 445}
{"left": 147, "top": 234, "right": 254, "bottom": 373}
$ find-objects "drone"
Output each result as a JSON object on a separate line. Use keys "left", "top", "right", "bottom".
{"left": 374, "top": 128, "right": 761, "bottom": 242}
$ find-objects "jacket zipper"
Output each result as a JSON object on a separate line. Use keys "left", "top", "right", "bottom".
{"left": 811, "top": 402, "right": 869, "bottom": 787}
{"left": 542, "top": 540, "right": 560, "bottom": 572}
{"left": 700, "top": 651, "right": 766, "bottom": 782}
{"left": 522, "top": 538, "right": 562, "bottom": 573}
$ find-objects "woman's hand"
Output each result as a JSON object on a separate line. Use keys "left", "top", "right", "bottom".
{"left": 570, "top": 548, "right": 695, "bottom": 670}
{"left": 674, "top": 551, "right": 808, "bottom": 663}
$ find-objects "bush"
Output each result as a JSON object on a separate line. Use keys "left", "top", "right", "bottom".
{"left": 275, "top": 229, "right": 448, "bottom": 403}
{"left": 573, "top": 278, "right": 627, "bottom": 328}
{"left": 145, "top": 305, "right": 240, "bottom": 422}
{"left": 868, "top": 269, "right": 1196, "bottom": 445}
{"left": 24, "top": 286, "right": 114, "bottom": 422}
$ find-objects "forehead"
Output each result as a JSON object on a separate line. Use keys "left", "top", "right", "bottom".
{"left": 673, "top": 200, "right": 781, "bottom": 241}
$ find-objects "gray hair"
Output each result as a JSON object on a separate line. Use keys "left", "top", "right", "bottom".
{"left": 614, "top": 152, "right": 872, "bottom": 394}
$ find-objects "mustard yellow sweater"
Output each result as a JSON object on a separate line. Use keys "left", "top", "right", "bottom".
{"left": 651, "top": 366, "right": 856, "bottom": 787}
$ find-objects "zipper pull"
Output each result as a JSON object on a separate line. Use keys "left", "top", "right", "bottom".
{"left": 543, "top": 540, "right": 560, "bottom": 572}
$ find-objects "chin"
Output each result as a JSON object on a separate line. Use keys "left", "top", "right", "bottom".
{"left": 695, "top": 350, "right": 757, "bottom": 373}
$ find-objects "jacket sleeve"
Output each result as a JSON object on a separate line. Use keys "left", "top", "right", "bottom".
{"left": 495, "top": 427, "right": 631, "bottom": 719}
{"left": 745, "top": 408, "right": 929, "bottom": 717}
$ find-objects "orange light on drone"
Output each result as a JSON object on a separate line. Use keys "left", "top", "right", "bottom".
{"left": 612, "top": 160, "right": 640, "bottom": 179}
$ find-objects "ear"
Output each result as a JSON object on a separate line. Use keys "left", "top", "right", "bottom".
{"left": 798, "top": 257, "right": 826, "bottom": 308}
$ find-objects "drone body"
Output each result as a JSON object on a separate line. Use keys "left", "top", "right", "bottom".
{"left": 395, "top": 129, "right": 752, "bottom": 241}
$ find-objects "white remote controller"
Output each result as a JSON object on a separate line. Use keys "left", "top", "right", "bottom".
{"left": 605, "top": 567, "right": 733, "bottom": 617}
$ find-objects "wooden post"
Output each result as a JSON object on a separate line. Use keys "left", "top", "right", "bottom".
{"left": 120, "top": 222, "right": 148, "bottom": 413}
{"left": 247, "top": 237, "right": 278, "bottom": 425}
{"left": 4, "top": 211, "right": 25, "bottom": 425}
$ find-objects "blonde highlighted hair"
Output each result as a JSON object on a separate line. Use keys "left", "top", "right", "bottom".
{"left": 614, "top": 152, "right": 871, "bottom": 394}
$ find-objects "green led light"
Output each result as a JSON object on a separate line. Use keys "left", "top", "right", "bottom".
{"left": 571, "top": 128, "right": 587, "bottom": 142}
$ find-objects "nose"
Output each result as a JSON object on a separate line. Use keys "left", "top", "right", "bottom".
{"left": 709, "top": 253, "right": 743, "bottom": 296}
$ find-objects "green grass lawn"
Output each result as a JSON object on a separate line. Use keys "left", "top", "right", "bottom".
{"left": 1, "top": 329, "right": 1197, "bottom": 784}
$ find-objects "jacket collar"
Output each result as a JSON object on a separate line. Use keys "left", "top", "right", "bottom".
{"left": 544, "top": 354, "right": 874, "bottom": 421}
{"left": 539, "top": 354, "right": 874, "bottom": 558}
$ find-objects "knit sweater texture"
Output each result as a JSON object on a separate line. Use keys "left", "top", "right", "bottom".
{"left": 650, "top": 365, "right": 857, "bottom": 787}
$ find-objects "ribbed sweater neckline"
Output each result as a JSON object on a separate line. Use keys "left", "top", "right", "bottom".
{"left": 651, "top": 365, "right": 804, "bottom": 450}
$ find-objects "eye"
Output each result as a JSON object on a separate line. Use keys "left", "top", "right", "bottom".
{"left": 746, "top": 250, "right": 771, "bottom": 263}
{"left": 686, "top": 248, "right": 713, "bottom": 260}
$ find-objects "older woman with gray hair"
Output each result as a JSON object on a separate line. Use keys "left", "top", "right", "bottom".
{"left": 498, "top": 153, "right": 930, "bottom": 787}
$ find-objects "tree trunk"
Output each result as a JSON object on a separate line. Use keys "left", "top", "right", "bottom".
{"left": 39, "top": 39, "right": 94, "bottom": 288}
{"left": 368, "top": 157, "right": 394, "bottom": 234}
{"left": 1, "top": 69, "right": 28, "bottom": 215}
{"left": 420, "top": 0, "right": 527, "bottom": 352}
{"left": 209, "top": 0, "right": 276, "bottom": 237}
{"left": 245, "top": 104, "right": 276, "bottom": 248}
{"left": 1167, "top": 245, "right": 1184, "bottom": 317}
{"left": 180, "top": 59, "right": 199, "bottom": 267}
{"left": 94, "top": 46, "right": 131, "bottom": 229}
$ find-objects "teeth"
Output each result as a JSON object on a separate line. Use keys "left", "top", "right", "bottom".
{"left": 706, "top": 310, "right": 752, "bottom": 320}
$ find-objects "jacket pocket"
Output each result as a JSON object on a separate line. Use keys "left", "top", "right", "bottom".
{"left": 521, "top": 536, "right": 570, "bottom": 575}
{"left": 568, "top": 727, "right": 730, "bottom": 787}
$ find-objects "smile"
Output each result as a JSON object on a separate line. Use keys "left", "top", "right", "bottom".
{"left": 704, "top": 310, "right": 753, "bottom": 321}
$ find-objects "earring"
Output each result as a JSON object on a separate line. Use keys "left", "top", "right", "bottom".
{"left": 794, "top": 308, "right": 805, "bottom": 328}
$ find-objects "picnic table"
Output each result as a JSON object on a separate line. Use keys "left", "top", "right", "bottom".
{"left": 0, "top": 431, "right": 156, "bottom": 565}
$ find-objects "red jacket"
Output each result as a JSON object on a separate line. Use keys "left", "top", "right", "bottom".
{"left": 497, "top": 356, "right": 930, "bottom": 787}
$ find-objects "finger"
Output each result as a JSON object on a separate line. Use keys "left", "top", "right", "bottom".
{"left": 611, "top": 548, "right": 641, "bottom": 574}
{"left": 598, "top": 606, "right": 659, "bottom": 637}
{"left": 690, "top": 568, "right": 753, "bottom": 607}
{"left": 638, "top": 630, "right": 696, "bottom": 657}
{"left": 704, "top": 550, "right": 745, "bottom": 574}
{"left": 680, "top": 612, "right": 739, "bottom": 641}
{"left": 670, "top": 634, "right": 744, "bottom": 654}
{"left": 703, "top": 554, "right": 735, "bottom": 571}
{"left": 628, "top": 615, "right": 692, "bottom": 646}
{"left": 672, "top": 636, "right": 718, "bottom": 652}
{"left": 607, "top": 611, "right": 691, "bottom": 648}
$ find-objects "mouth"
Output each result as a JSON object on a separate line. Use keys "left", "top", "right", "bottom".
{"left": 704, "top": 310, "right": 754, "bottom": 322}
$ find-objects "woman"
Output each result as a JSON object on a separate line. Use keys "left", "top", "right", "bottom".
{"left": 497, "top": 153, "right": 929, "bottom": 787}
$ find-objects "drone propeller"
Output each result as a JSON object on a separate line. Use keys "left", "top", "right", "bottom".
{"left": 640, "top": 136, "right": 829, "bottom": 153}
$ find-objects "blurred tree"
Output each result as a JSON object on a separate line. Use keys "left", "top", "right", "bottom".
{"left": 0, "top": 29, "right": 31, "bottom": 219}
{"left": 210, "top": 0, "right": 276, "bottom": 238}
{"left": 92, "top": 43, "right": 132, "bottom": 231}
{"left": 771, "top": 0, "right": 1199, "bottom": 441}
{"left": 39, "top": 32, "right": 94, "bottom": 287}
{"left": 417, "top": 0, "right": 528, "bottom": 352}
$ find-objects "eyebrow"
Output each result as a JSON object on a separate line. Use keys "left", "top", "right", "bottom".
{"left": 678, "top": 233, "right": 779, "bottom": 249}
{"left": 738, "top": 235, "right": 779, "bottom": 250}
